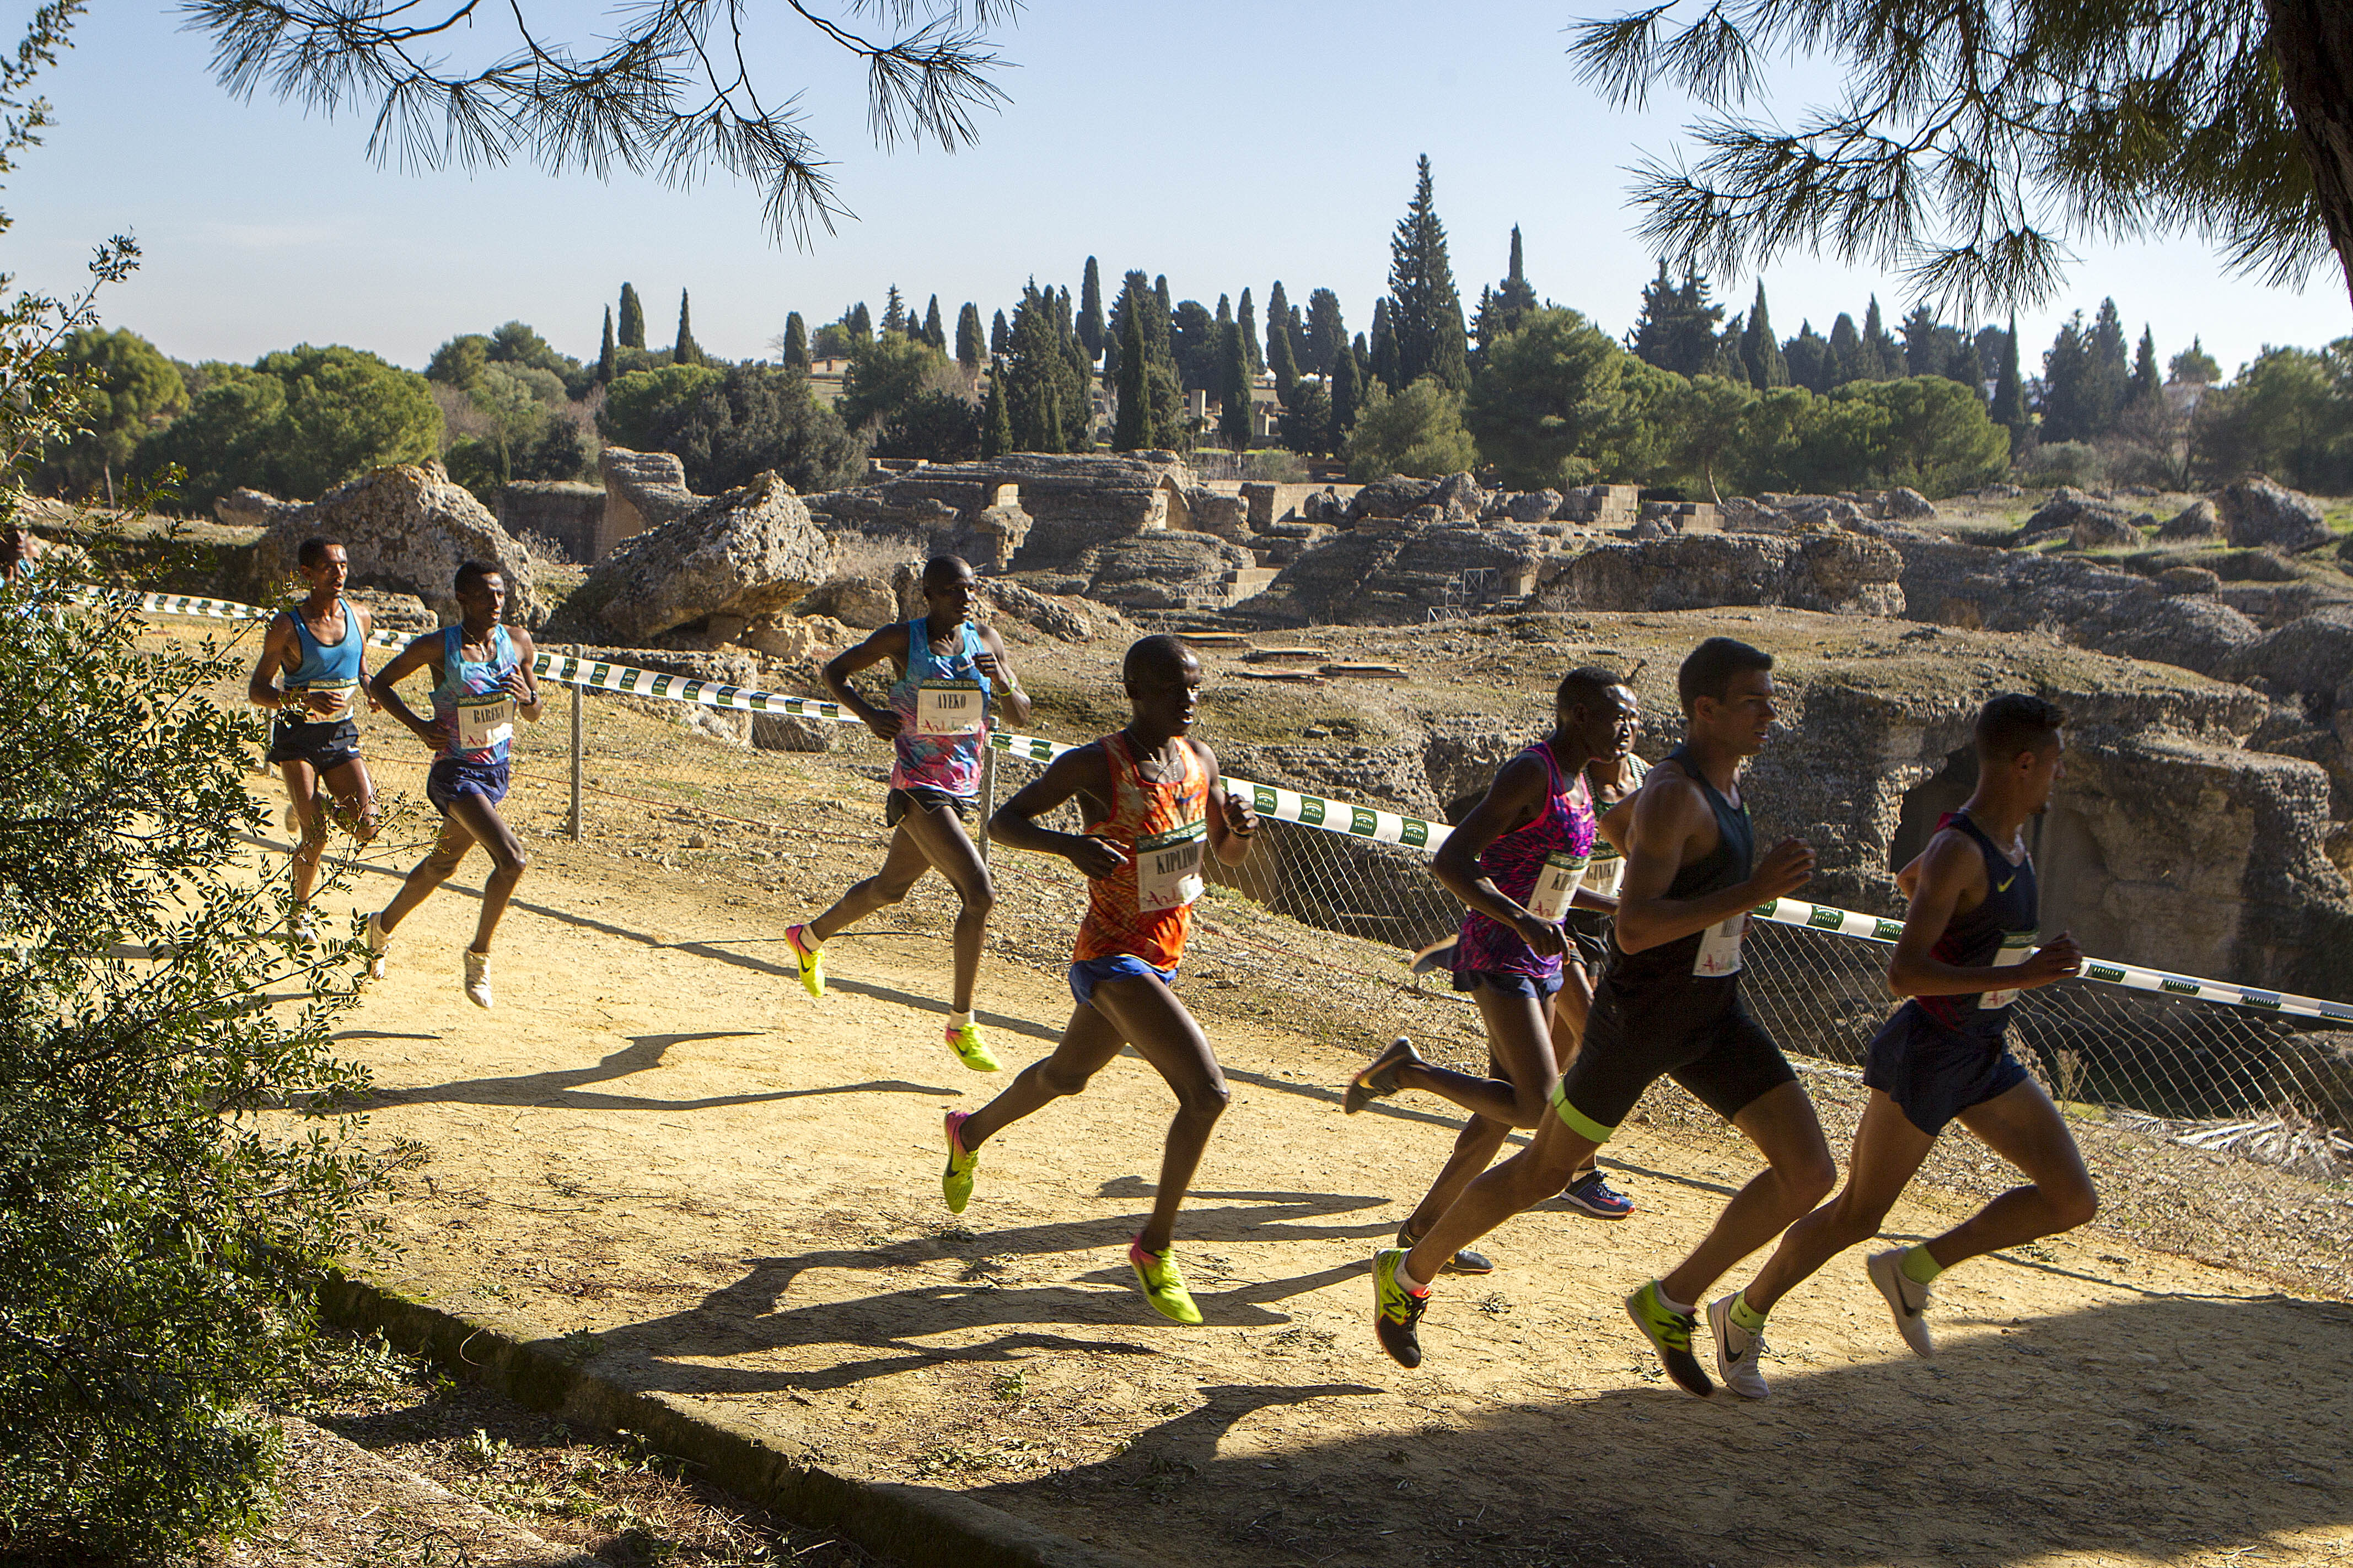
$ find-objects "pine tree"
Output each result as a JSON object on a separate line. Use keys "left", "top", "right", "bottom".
{"left": 1218, "top": 320, "right": 1251, "bottom": 449}
{"left": 1328, "top": 332, "right": 1363, "bottom": 452}
{"left": 2038, "top": 312, "right": 2091, "bottom": 441}
{"left": 981, "top": 374, "right": 1011, "bottom": 457}
{"left": 1238, "top": 288, "right": 1264, "bottom": 375}
{"left": 1740, "top": 282, "right": 1788, "bottom": 387}
{"left": 990, "top": 309, "right": 1010, "bottom": 358}
{"left": 923, "top": 295, "right": 946, "bottom": 351}
{"left": 1078, "top": 256, "right": 1106, "bottom": 359}
{"left": 2169, "top": 337, "right": 2221, "bottom": 385}
{"left": 956, "top": 303, "right": 985, "bottom": 370}
{"left": 1113, "top": 304, "right": 1150, "bottom": 451}
{"left": 1369, "top": 298, "right": 1400, "bottom": 391}
{"left": 619, "top": 282, "right": 646, "bottom": 349}
{"left": 598, "top": 306, "right": 616, "bottom": 383}
{"left": 2085, "top": 298, "right": 2130, "bottom": 434}
{"left": 1992, "top": 313, "right": 2029, "bottom": 444}
{"left": 848, "top": 301, "right": 873, "bottom": 342}
{"left": 1783, "top": 321, "right": 1829, "bottom": 391}
{"left": 2129, "top": 326, "right": 2163, "bottom": 407}
{"left": 881, "top": 285, "right": 906, "bottom": 337}
{"left": 1900, "top": 303, "right": 1942, "bottom": 376}
{"left": 1305, "top": 288, "right": 1347, "bottom": 374}
{"left": 674, "top": 289, "right": 702, "bottom": 365}
{"left": 1630, "top": 263, "right": 1725, "bottom": 376}
{"left": 1386, "top": 154, "right": 1470, "bottom": 390}
{"left": 781, "top": 311, "right": 809, "bottom": 371}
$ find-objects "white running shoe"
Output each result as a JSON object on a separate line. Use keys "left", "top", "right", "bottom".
{"left": 463, "top": 949, "right": 493, "bottom": 1009}
{"left": 1867, "top": 1248, "right": 1937, "bottom": 1357}
{"left": 286, "top": 908, "right": 316, "bottom": 947}
{"left": 1707, "top": 1294, "right": 1770, "bottom": 1399}
{"left": 363, "top": 911, "right": 390, "bottom": 982}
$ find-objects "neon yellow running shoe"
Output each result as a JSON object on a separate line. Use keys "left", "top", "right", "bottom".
{"left": 944, "top": 1019, "right": 1000, "bottom": 1072}
{"left": 942, "top": 1111, "right": 980, "bottom": 1214}
{"left": 782, "top": 923, "right": 825, "bottom": 1000}
{"left": 1128, "top": 1236, "right": 1203, "bottom": 1325}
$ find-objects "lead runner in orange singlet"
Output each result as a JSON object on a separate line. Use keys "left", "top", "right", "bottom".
{"left": 937, "top": 635, "right": 1259, "bottom": 1325}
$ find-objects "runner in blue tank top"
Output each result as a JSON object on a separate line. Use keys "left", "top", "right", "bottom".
{"left": 363, "top": 560, "right": 542, "bottom": 1009}
{"left": 246, "top": 537, "right": 381, "bottom": 942}
{"left": 782, "top": 556, "right": 1033, "bottom": 1074}
{"left": 1344, "top": 669, "right": 1631, "bottom": 1289}
{"left": 1708, "top": 694, "right": 2092, "bottom": 1398}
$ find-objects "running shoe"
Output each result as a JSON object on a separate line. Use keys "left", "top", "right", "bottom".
{"left": 1867, "top": 1248, "right": 1937, "bottom": 1358}
{"left": 363, "top": 910, "right": 390, "bottom": 982}
{"left": 944, "top": 1020, "right": 1000, "bottom": 1072}
{"left": 1344, "top": 1036, "right": 1422, "bottom": 1114}
{"left": 1371, "top": 1246, "right": 1430, "bottom": 1368}
{"left": 1707, "top": 1294, "right": 1770, "bottom": 1400}
{"left": 782, "top": 923, "right": 825, "bottom": 1000}
{"left": 463, "top": 948, "right": 493, "bottom": 1009}
{"left": 285, "top": 907, "right": 316, "bottom": 947}
{"left": 1129, "top": 1237, "right": 1202, "bottom": 1326}
{"left": 1561, "top": 1167, "right": 1635, "bottom": 1220}
{"left": 941, "top": 1111, "right": 979, "bottom": 1214}
{"left": 1625, "top": 1280, "right": 1713, "bottom": 1397}
{"left": 1398, "top": 1222, "right": 1492, "bottom": 1276}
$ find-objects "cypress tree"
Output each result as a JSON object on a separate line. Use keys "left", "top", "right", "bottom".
{"left": 1740, "top": 282, "right": 1789, "bottom": 387}
{"left": 1900, "top": 303, "right": 1942, "bottom": 376}
{"left": 981, "top": 374, "right": 1011, "bottom": 457}
{"left": 674, "top": 289, "right": 702, "bottom": 365}
{"left": 1369, "top": 298, "right": 1400, "bottom": 391}
{"left": 956, "top": 303, "right": 985, "bottom": 369}
{"left": 1944, "top": 336, "right": 1985, "bottom": 390}
{"left": 1114, "top": 304, "right": 1149, "bottom": 451}
{"left": 1268, "top": 312, "right": 1299, "bottom": 403}
{"left": 781, "top": 311, "right": 809, "bottom": 371}
{"left": 1238, "top": 288, "right": 1264, "bottom": 375}
{"left": 1154, "top": 274, "right": 1172, "bottom": 320}
{"left": 1494, "top": 224, "right": 1537, "bottom": 331}
{"left": 619, "top": 282, "right": 646, "bottom": 349}
{"left": 2085, "top": 298, "right": 2130, "bottom": 433}
{"left": 2040, "top": 312, "right": 2092, "bottom": 441}
{"left": 1992, "top": 312, "right": 2030, "bottom": 445}
{"left": 1328, "top": 337, "right": 1363, "bottom": 453}
{"left": 1266, "top": 282, "right": 1293, "bottom": 371}
{"left": 848, "top": 301, "right": 873, "bottom": 342}
{"left": 1218, "top": 320, "right": 1251, "bottom": 450}
{"left": 990, "top": 309, "right": 1010, "bottom": 358}
{"left": 1385, "top": 154, "right": 1470, "bottom": 391}
{"left": 1078, "top": 257, "right": 1105, "bottom": 358}
{"left": 1862, "top": 296, "right": 1899, "bottom": 378}
{"left": 880, "top": 285, "right": 906, "bottom": 337}
{"left": 923, "top": 294, "right": 946, "bottom": 351}
{"left": 1305, "top": 288, "right": 1346, "bottom": 374}
{"left": 597, "top": 306, "right": 616, "bottom": 383}
{"left": 1826, "top": 312, "right": 1865, "bottom": 386}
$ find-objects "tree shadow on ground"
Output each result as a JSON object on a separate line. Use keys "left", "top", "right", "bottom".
{"left": 364, "top": 1030, "right": 956, "bottom": 1112}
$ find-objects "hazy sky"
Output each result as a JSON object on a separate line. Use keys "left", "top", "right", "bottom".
{"left": 9, "top": 0, "right": 2346, "bottom": 379}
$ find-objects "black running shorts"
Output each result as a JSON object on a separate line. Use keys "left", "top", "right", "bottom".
{"left": 266, "top": 716, "right": 362, "bottom": 771}
{"left": 885, "top": 785, "right": 975, "bottom": 827}
{"left": 1550, "top": 983, "right": 1797, "bottom": 1143}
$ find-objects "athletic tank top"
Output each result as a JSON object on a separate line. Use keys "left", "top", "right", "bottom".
{"left": 1606, "top": 745, "right": 1755, "bottom": 992}
{"left": 1073, "top": 731, "right": 1209, "bottom": 972}
{"left": 279, "top": 597, "right": 364, "bottom": 721}
{"left": 889, "top": 616, "right": 991, "bottom": 798}
{"left": 428, "top": 624, "right": 519, "bottom": 764}
{"left": 1909, "top": 810, "right": 2040, "bottom": 1039}
{"left": 1454, "top": 742, "right": 1599, "bottom": 982}
{"left": 1583, "top": 753, "right": 1651, "bottom": 899}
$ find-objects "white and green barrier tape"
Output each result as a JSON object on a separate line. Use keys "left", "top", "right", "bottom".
{"left": 133, "top": 590, "right": 2350, "bottom": 1026}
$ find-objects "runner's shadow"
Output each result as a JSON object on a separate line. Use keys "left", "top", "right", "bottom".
{"left": 366, "top": 1031, "right": 952, "bottom": 1112}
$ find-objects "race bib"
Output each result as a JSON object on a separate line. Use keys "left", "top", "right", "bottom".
{"left": 1693, "top": 913, "right": 1748, "bottom": 977}
{"left": 1980, "top": 930, "right": 2039, "bottom": 1010}
{"left": 456, "top": 692, "right": 515, "bottom": 752}
{"left": 1586, "top": 852, "right": 1625, "bottom": 899}
{"left": 289, "top": 679, "right": 356, "bottom": 719}
{"left": 1524, "top": 850, "right": 1589, "bottom": 923}
{"left": 916, "top": 678, "right": 984, "bottom": 737}
{"left": 1137, "top": 820, "right": 1207, "bottom": 913}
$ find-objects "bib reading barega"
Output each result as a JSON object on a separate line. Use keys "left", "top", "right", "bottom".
{"left": 1979, "top": 929, "right": 2038, "bottom": 1010}
{"left": 1523, "top": 850, "right": 1589, "bottom": 923}
{"left": 1137, "top": 820, "right": 1207, "bottom": 912}
{"left": 456, "top": 692, "right": 515, "bottom": 752}
{"left": 916, "top": 678, "right": 984, "bottom": 736}
{"left": 1693, "top": 913, "right": 1748, "bottom": 977}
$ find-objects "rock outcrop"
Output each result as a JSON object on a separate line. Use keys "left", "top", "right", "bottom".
{"left": 249, "top": 461, "right": 545, "bottom": 627}
{"left": 598, "top": 447, "right": 700, "bottom": 560}
{"left": 576, "top": 470, "right": 835, "bottom": 644}
{"left": 1538, "top": 532, "right": 1905, "bottom": 617}
{"left": 2217, "top": 477, "right": 2333, "bottom": 553}
{"left": 1235, "top": 521, "right": 1549, "bottom": 626}
{"left": 800, "top": 453, "right": 1195, "bottom": 573}
{"left": 499, "top": 480, "right": 605, "bottom": 566}
{"left": 1076, "top": 532, "right": 1257, "bottom": 612}
{"left": 2159, "top": 498, "right": 2222, "bottom": 541}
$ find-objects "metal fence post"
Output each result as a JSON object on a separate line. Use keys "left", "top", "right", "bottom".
{"left": 568, "top": 645, "right": 584, "bottom": 842}
{"left": 976, "top": 744, "right": 995, "bottom": 864}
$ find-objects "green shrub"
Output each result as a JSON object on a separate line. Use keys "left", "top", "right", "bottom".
{"left": 2019, "top": 439, "right": 2105, "bottom": 489}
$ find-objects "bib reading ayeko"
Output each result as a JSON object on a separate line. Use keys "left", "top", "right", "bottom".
{"left": 916, "top": 677, "right": 985, "bottom": 737}
{"left": 1524, "top": 850, "right": 1590, "bottom": 923}
{"left": 1137, "top": 819, "right": 1207, "bottom": 913}
{"left": 1693, "top": 913, "right": 1748, "bottom": 977}
{"left": 1979, "top": 929, "right": 2039, "bottom": 1010}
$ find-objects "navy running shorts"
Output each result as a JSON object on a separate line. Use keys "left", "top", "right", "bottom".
{"left": 426, "top": 755, "right": 511, "bottom": 817}
{"left": 886, "top": 785, "right": 975, "bottom": 827}
{"left": 1864, "top": 1005, "right": 2032, "bottom": 1135}
{"left": 1551, "top": 983, "right": 1797, "bottom": 1143}
{"left": 266, "top": 716, "right": 362, "bottom": 771}
{"left": 1068, "top": 954, "right": 1178, "bottom": 1007}
{"left": 1451, "top": 967, "right": 1565, "bottom": 1003}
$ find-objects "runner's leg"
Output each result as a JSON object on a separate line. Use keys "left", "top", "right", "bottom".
{"left": 1922, "top": 1079, "right": 2098, "bottom": 1268}
{"left": 1734, "top": 1089, "right": 1936, "bottom": 1317}
{"left": 1405, "top": 1109, "right": 1597, "bottom": 1287}
{"left": 1078, "top": 973, "right": 1230, "bottom": 1254}
{"left": 377, "top": 811, "right": 476, "bottom": 935}
{"left": 1401, "top": 984, "right": 1575, "bottom": 1240}
{"left": 891, "top": 800, "right": 993, "bottom": 1014}
{"left": 958, "top": 1001, "right": 1127, "bottom": 1151}
{"left": 318, "top": 755, "right": 378, "bottom": 846}
{"left": 1390, "top": 984, "right": 1559, "bottom": 1128}
{"left": 439, "top": 793, "right": 527, "bottom": 953}
{"left": 1658, "top": 1080, "right": 1837, "bottom": 1308}
{"left": 1550, "top": 964, "right": 1602, "bottom": 1181}
{"left": 807, "top": 818, "right": 934, "bottom": 944}
{"left": 280, "top": 758, "right": 326, "bottom": 907}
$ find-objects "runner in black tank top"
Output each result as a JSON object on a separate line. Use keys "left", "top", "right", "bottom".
{"left": 1707, "top": 695, "right": 2094, "bottom": 1400}
{"left": 1374, "top": 639, "right": 1831, "bottom": 1390}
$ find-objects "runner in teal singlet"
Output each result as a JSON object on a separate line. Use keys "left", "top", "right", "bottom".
{"left": 782, "top": 556, "right": 1033, "bottom": 1073}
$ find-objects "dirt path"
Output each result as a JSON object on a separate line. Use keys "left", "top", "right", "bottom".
{"left": 281, "top": 815, "right": 2350, "bottom": 1568}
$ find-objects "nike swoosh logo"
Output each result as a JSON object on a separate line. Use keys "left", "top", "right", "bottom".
{"left": 1995, "top": 875, "right": 2017, "bottom": 892}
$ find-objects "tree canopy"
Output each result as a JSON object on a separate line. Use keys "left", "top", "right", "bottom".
{"left": 136, "top": 344, "right": 440, "bottom": 509}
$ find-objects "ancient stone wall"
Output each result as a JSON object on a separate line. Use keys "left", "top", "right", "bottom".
{"left": 499, "top": 481, "right": 604, "bottom": 565}
{"left": 1537, "top": 533, "right": 1904, "bottom": 618}
{"left": 598, "top": 448, "right": 699, "bottom": 560}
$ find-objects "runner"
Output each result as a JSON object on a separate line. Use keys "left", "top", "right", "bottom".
{"left": 1370, "top": 637, "right": 1831, "bottom": 1386}
{"left": 1704, "top": 693, "right": 2092, "bottom": 1397}
{"left": 781, "top": 556, "right": 1032, "bottom": 1073}
{"left": 939, "top": 634, "right": 1258, "bottom": 1325}
{"left": 1345, "top": 669, "right": 1635, "bottom": 1274}
{"left": 361, "top": 561, "right": 541, "bottom": 1007}
{"left": 246, "top": 537, "right": 379, "bottom": 941}
{"left": 0, "top": 513, "right": 43, "bottom": 593}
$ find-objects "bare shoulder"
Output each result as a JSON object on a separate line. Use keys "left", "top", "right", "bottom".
{"left": 1183, "top": 735, "right": 1221, "bottom": 784}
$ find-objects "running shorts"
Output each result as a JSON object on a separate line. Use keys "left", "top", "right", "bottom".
{"left": 1863, "top": 1006, "right": 2031, "bottom": 1136}
{"left": 266, "top": 716, "right": 362, "bottom": 770}
{"left": 427, "top": 755, "right": 511, "bottom": 816}
{"left": 1550, "top": 985, "right": 1796, "bottom": 1143}
{"left": 1451, "top": 967, "right": 1565, "bottom": 1003}
{"left": 1068, "top": 953, "right": 1177, "bottom": 1007}
{"left": 885, "top": 785, "right": 975, "bottom": 827}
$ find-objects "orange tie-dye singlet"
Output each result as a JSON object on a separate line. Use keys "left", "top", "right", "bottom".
{"left": 1072, "top": 731, "right": 1210, "bottom": 972}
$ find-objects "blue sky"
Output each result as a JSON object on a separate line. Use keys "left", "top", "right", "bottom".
{"left": 9, "top": 0, "right": 2345, "bottom": 379}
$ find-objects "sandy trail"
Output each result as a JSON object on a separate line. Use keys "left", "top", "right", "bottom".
{"left": 276, "top": 806, "right": 2350, "bottom": 1568}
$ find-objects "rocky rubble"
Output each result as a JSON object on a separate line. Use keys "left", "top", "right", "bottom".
{"left": 2217, "top": 476, "right": 2334, "bottom": 552}
{"left": 246, "top": 461, "right": 545, "bottom": 627}
{"left": 575, "top": 470, "right": 834, "bottom": 644}
{"left": 1538, "top": 532, "right": 1905, "bottom": 617}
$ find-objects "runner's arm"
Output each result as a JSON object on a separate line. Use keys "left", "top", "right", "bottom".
{"left": 1596, "top": 794, "right": 1636, "bottom": 856}
{"left": 245, "top": 613, "right": 300, "bottom": 710}
{"left": 823, "top": 624, "right": 912, "bottom": 739}
{"left": 973, "top": 625, "right": 1032, "bottom": 728}
{"left": 1432, "top": 752, "right": 1564, "bottom": 951}
{"left": 354, "top": 603, "right": 382, "bottom": 711}
{"left": 1887, "top": 831, "right": 2080, "bottom": 996}
{"left": 1190, "top": 741, "right": 1257, "bottom": 865}
{"left": 988, "top": 743, "right": 1125, "bottom": 877}
{"left": 368, "top": 634, "right": 448, "bottom": 749}
{"left": 1613, "top": 774, "right": 1813, "bottom": 952}
{"left": 505, "top": 628, "right": 544, "bottom": 720}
